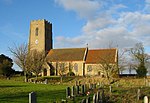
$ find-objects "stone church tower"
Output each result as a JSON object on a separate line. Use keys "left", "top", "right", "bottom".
{"left": 28, "top": 19, "right": 53, "bottom": 53}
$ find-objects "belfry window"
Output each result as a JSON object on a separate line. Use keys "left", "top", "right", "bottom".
{"left": 35, "top": 28, "right": 38, "bottom": 36}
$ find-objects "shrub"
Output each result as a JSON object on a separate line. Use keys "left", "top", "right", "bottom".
{"left": 67, "top": 71, "right": 75, "bottom": 76}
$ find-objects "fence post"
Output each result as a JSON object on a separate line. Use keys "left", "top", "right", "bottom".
{"left": 29, "top": 92, "right": 36, "bottom": 103}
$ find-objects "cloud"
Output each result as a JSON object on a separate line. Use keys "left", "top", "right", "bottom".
{"left": 55, "top": 0, "right": 150, "bottom": 49}
{"left": 0, "top": 24, "right": 27, "bottom": 42}
{"left": 55, "top": 0, "right": 100, "bottom": 19}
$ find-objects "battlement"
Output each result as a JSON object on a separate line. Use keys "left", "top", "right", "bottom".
{"left": 31, "top": 19, "right": 52, "bottom": 25}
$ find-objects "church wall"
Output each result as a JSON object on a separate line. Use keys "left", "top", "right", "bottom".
{"left": 85, "top": 64, "right": 104, "bottom": 76}
{"left": 71, "top": 61, "right": 84, "bottom": 76}
{"left": 48, "top": 61, "right": 85, "bottom": 76}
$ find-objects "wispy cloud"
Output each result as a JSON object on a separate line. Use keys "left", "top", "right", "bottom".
{"left": 55, "top": 0, "right": 150, "bottom": 49}
{"left": 0, "top": 24, "right": 27, "bottom": 42}
{"left": 2, "top": 0, "right": 13, "bottom": 5}
{"left": 55, "top": 0, "right": 100, "bottom": 19}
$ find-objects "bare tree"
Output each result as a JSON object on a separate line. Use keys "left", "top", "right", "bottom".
{"left": 9, "top": 43, "right": 28, "bottom": 82}
{"left": 98, "top": 50, "right": 118, "bottom": 85}
{"left": 129, "top": 43, "right": 150, "bottom": 77}
{"left": 26, "top": 50, "right": 46, "bottom": 80}
{"left": 57, "top": 62, "right": 68, "bottom": 83}
{"left": 118, "top": 49, "right": 129, "bottom": 74}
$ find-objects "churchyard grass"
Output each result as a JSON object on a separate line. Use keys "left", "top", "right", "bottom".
{"left": 1, "top": 76, "right": 150, "bottom": 103}
{"left": 0, "top": 76, "right": 68, "bottom": 103}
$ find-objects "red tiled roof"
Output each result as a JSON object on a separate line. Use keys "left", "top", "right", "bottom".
{"left": 47, "top": 48, "right": 86, "bottom": 62}
{"left": 85, "top": 48, "right": 117, "bottom": 64}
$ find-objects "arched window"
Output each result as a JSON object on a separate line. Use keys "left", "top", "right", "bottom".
{"left": 35, "top": 27, "right": 38, "bottom": 36}
{"left": 87, "top": 65, "right": 92, "bottom": 72}
{"left": 74, "top": 63, "right": 78, "bottom": 72}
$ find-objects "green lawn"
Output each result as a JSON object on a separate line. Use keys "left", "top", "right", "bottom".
{"left": 1, "top": 76, "right": 150, "bottom": 103}
{"left": 0, "top": 77, "right": 67, "bottom": 103}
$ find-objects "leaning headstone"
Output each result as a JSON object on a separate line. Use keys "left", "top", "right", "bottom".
{"left": 76, "top": 85, "right": 80, "bottom": 95}
{"left": 144, "top": 96, "right": 149, "bottom": 103}
{"left": 86, "top": 96, "right": 90, "bottom": 103}
{"left": 137, "top": 89, "right": 140, "bottom": 101}
{"left": 81, "top": 98, "right": 86, "bottom": 103}
{"left": 66, "top": 87, "right": 71, "bottom": 98}
{"left": 29, "top": 92, "right": 37, "bottom": 103}
{"left": 93, "top": 94, "right": 96, "bottom": 103}
{"left": 71, "top": 86, "right": 75, "bottom": 97}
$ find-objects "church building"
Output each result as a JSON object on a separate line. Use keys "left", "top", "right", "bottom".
{"left": 28, "top": 19, "right": 118, "bottom": 77}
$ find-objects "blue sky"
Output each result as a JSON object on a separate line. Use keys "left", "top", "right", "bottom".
{"left": 0, "top": 0, "right": 150, "bottom": 70}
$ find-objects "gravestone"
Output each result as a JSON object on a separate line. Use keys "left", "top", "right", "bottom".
{"left": 81, "top": 85, "right": 85, "bottom": 95}
{"left": 144, "top": 96, "right": 149, "bottom": 103}
{"left": 76, "top": 85, "right": 80, "bottom": 95}
{"left": 137, "top": 89, "right": 140, "bottom": 100}
{"left": 29, "top": 92, "right": 37, "bottom": 103}
{"left": 93, "top": 94, "right": 96, "bottom": 103}
{"left": 45, "top": 79, "right": 48, "bottom": 84}
{"left": 109, "top": 86, "right": 112, "bottom": 93}
{"left": 66, "top": 87, "right": 71, "bottom": 98}
{"left": 101, "top": 89, "right": 105, "bottom": 102}
{"left": 89, "top": 83, "right": 93, "bottom": 90}
{"left": 96, "top": 91, "right": 100, "bottom": 103}
{"left": 81, "top": 98, "right": 86, "bottom": 103}
{"left": 71, "top": 86, "right": 75, "bottom": 97}
{"left": 86, "top": 96, "right": 90, "bottom": 103}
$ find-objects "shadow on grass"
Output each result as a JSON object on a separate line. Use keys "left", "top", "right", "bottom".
{"left": 0, "top": 89, "right": 66, "bottom": 103}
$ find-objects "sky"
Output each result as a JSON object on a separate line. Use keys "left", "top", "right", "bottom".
{"left": 0, "top": 0, "right": 150, "bottom": 70}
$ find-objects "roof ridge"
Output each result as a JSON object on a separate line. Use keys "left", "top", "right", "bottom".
{"left": 89, "top": 48, "right": 117, "bottom": 51}
{"left": 51, "top": 48, "right": 86, "bottom": 50}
